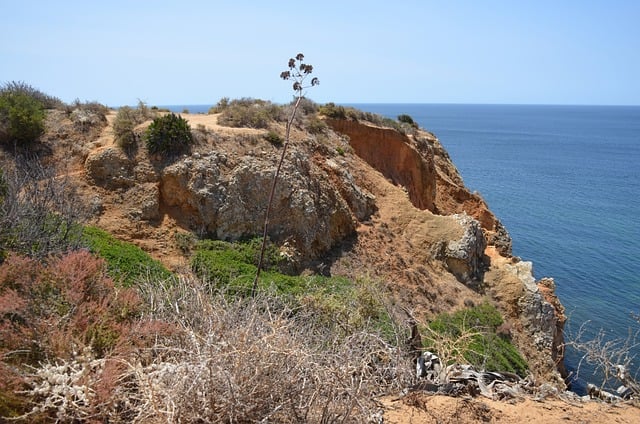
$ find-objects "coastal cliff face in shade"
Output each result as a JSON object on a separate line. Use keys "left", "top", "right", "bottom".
{"left": 27, "top": 107, "right": 566, "bottom": 387}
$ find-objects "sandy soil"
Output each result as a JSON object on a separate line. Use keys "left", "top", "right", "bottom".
{"left": 381, "top": 392, "right": 640, "bottom": 423}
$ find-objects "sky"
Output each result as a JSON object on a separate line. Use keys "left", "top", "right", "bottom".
{"left": 1, "top": 0, "right": 639, "bottom": 106}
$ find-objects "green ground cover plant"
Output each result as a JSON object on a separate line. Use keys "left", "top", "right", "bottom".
{"left": 425, "top": 302, "right": 528, "bottom": 376}
{"left": 82, "top": 226, "right": 171, "bottom": 286}
{"left": 190, "top": 238, "right": 396, "bottom": 340}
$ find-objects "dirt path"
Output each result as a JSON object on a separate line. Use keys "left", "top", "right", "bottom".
{"left": 381, "top": 393, "right": 640, "bottom": 423}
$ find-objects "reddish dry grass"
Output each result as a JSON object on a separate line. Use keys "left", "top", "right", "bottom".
{"left": 0, "top": 251, "right": 172, "bottom": 419}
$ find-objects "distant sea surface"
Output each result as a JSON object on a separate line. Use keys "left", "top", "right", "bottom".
{"left": 167, "top": 103, "right": 640, "bottom": 390}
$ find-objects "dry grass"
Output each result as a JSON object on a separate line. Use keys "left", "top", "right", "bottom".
{"left": 14, "top": 275, "right": 414, "bottom": 422}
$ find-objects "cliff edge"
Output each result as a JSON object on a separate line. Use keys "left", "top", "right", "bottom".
{"left": 29, "top": 106, "right": 566, "bottom": 387}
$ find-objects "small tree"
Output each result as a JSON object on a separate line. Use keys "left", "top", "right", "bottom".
{"left": 114, "top": 101, "right": 154, "bottom": 149}
{"left": 0, "top": 91, "right": 45, "bottom": 148}
{"left": 252, "top": 53, "right": 319, "bottom": 296}
{"left": 145, "top": 113, "right": 193, "bottom": 156}
{"left": 398, "top": 113, "right": 418, "bottom": 128}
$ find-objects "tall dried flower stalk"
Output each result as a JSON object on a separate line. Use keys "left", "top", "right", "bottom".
{"left": 252, "top": 53, "right": 319, "bottom": 296}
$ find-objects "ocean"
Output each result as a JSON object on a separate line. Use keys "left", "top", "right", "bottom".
{"left": 169, "top": 103, "right": 640, "bottom": 391}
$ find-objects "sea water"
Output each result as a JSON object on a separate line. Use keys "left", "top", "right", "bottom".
{"left": 169, "top": 103, "right": 640, "bottom": 392}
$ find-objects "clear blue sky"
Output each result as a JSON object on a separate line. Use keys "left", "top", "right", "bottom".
{"left": 2, "top": 0, "right": 639, "bottom": 106}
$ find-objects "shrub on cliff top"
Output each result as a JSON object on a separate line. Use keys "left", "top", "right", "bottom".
{"left": 318, "top": 102, "right": 347, "bottom": 119}
{"left": 216, "top": 98, "right": 283, "bottom": 128}
{"left": 114, "top": 101, "right": 155, "bottom": 149}
{"left": 398, "top": 113, "right": 419, "bottom": 128}
{"left": 0, "top": 90, "right": 45, "bottom": 148}
{"left": 144, "top": 112, "right": 193, "bottom": 156}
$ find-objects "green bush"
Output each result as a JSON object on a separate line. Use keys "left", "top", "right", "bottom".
{"left": 0, "top": 91, "right": 45, "bottom": 147}
{"left": 318, "top": 102, "right": 347, "bottom": 119}
{"left": 426, "top": 302, "right": 528, "bottom": 376}
{"left": 264, "top": 130, "right": 283, "bottom": 146}
{"left": 82, "top": 226, "right": 171, "bottom": 286}
{"left": 145, "top": 113, "right": 193, "bottom": 156}
{"left": 0, "top": 81, "right": 63, "bottom": 109}
{"left": 397, "top": 114, "right": 418, "bottom": 128}
{"left": 113, "top": 102, "right": 154, "bottom": 149}
{"left": 217, "top": 98, "right": 283, "bottom": 128}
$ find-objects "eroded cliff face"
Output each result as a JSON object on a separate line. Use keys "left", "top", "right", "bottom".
{"left": 78, "top": 111, "right": 566, "bottom": 387}
{"left": 324, "top": 118, "right": 566, "bottom": 386}
{"left": 327, "top": 119, "right": 512, "bottom": 256}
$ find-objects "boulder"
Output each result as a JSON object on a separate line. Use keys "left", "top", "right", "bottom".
{"left": 444, "top": 214, "right": 487, "bottom": 284}
{"left": 157, "top": 150, "right": 358, "bottom": 261}
{"left": 84, "top": 147, "right": 135, "bottom": 189}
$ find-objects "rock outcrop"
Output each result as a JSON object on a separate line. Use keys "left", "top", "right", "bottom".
{"left": 85, "top": 147, "right": 135, "bottom": 189}
{"left": 85, "top": 140, "right": 375, "bottom": 262}
{"left": 327, "top": 119, "right": 437, "bottom": 211}
{"left": 443, "top": 213, "right": 487, "bottom": 285}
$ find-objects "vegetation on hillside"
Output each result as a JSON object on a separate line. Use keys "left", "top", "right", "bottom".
{"left": 0, "top": 83, "right": 47, "bottom": 148}
{"left": 213, "top": 97, "right": 283, "bottom": 128}
{"left": 144, "top": 112, "right": 193, "bottom": 156}
{"left": 0, "top": 158, "right": 86, "bottom": 261}
{"left": 318, "top": 102, "right": 419, "bottom": 134}
{"left": 425, "top": 302, "right": 529, "bottom": 377}
{"left": 113, "top": 101, "right": 155, "bottom": 149}
{"left": 82, "top": 226, "right": 171, "bottom": 286}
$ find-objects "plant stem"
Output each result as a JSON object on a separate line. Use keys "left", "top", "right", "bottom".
{"left": 252, "top": 95, "right": 302, "bottom": 296}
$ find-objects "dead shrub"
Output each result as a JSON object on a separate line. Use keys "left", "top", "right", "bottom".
{"left": 8, "top": 272, "right": 415, "bottom": 422}
{"left": 113, "top": 276, "right": 413, "bottom": 422}
{"left": 0, "top": 157, "right": 87, "bottom": 260}
{"left": 565, "top": 321, "right": 640, "bottom": 397}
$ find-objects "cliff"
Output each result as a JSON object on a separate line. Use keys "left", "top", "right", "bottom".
{"left": 38, "top": 107, "right": 566, "bottom": 386}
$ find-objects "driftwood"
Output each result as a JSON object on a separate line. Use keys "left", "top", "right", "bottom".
{"left": 412, "top": 351, "right": 534, "bottom": 400}
{"left": 412, "top": 351, "right": 636, "bottom": 404}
